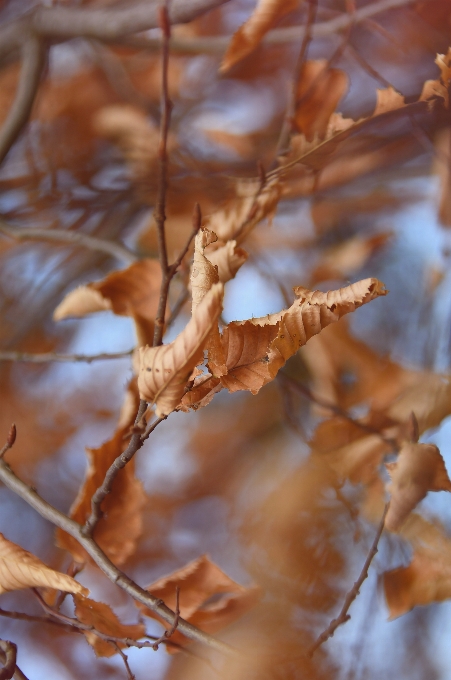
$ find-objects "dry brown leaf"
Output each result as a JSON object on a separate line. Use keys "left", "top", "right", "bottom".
{"left": 0, "top": 533, "right": 88, "bottom": 596}
{"left": 385, "top": 442, "right": 451, "bottom": 532}
{"left": 56, "top": 381, "right": 146, "bottom": 565}
{"left": 54, "top": 259, "right": 161, "bottom": 346}
{"left": 373, "top": 87, "right": 405, "bottom": 116}
{"left": 205, "top": 240, "right": 248, "bottom": 284}
{"left": 73, "top": 594, "right": 145, "bottom": 657}
{"left": 138, "top": 283, "right": 224, "bottom": 416}
{"left": 220, "top": 0, "right": 300, "bottom": 73}
{"left": 294, "top": 61, "right": 348, "bottom": 140}
{"left": 205, "top": 176, "right": 282, "bottom": 244}
{"left": 383, "top": 514, "right": 451, "bottom": 618}
{"left": 137, "top": 555, "right": 260, "bottom": 650}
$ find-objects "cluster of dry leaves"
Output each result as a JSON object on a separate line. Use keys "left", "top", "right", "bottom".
{"left": 2, "top": 0, "right": 451, "bottom": 678}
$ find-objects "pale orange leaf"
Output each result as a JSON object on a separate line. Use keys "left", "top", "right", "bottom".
{"left": 137, "top": 555, "right": 260, "bottom": 651}
{"left": 73, "top": 594, "right": 145, "bottom": 657}
{"left": 220, "top": 0, "right": 300, "bottom": 73}
{"left": 0, "top": 533, "right": 88, "bottom": 596}
{"left": 138, "top": 283, "right": 224, "bottom": 416}
{"left": 385, "top": 442, "right": 451, "bottom": 532}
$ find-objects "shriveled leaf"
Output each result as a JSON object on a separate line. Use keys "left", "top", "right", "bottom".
{"left": 373, "top": 87, "right": 405, "bottom": 116}
{"left": 220, "top": 0, "right": 300, "bottom": 73}
{"left": 137, "top": 555, "right": 260, "bottom": 650}
{"left": 205, "top": 240, "right": 248, "bottom": 284}
{"left": 56, "top": 381, "right": 146, "bottom": 565}
{"left": 138, "top": 284, "right": 224, "bottom": 416}
{"left": 73, "top": 594, "right": 145, "bottom": 657}
{"left": 0, "top": 533, "right": 88, "bottom": 596}
{"left": 205, "top": 176, "right": 282, "bottom": 244}
{"left": 54, "top": 259, "right": 161, "bottom": 346}
{"left": 385, "top": 442, "right": 451, "bottom": 532}
{"left": 294, "top": 61, "right": 348, "bottom": 140}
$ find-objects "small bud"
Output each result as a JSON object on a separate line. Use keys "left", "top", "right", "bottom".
{"left": 7, "top": 423, "right": 16, "bottom": 448}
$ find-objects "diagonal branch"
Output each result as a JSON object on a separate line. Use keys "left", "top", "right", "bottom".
{"left": 307, "top": 503, "right": 389, "bottom": 657}
{"left": 0, "top": 457, "right": 233, "bottom": 656}
{"left": 0, "top": 349, "right": 134, "bottom": 364}
{"left": 0, "top": 224, "right": 137, "bottom": 264}
{"left": 0, "top": 37, "right": 45, "bottom": 165}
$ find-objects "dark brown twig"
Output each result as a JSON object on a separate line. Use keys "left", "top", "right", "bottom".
{"left": 0, "top": 458, "right": 233, "bottom": 654}
{"left": 0, "top": 224, "right": 137, "bottom": 264}
{"left": 307, "top": 503, "right": 389, "bottom": 657}
{"left": 276, "top": 0, "right": 319, "bottom": 156}
{"left": 347, "top": 43, "right": 394, "bottom": 89}
{"left": 0, "top": 349, "right": 134, "bottom": 364}
{"left": 114, "top": 644, "right": 135, "bottom": 680}
{"left": 0, "top": 38, "right": 45, "bottom": 165}
{"left": 0, "top": 425, "right": 16, "bottom": 460}
{"left": 152, "top": 587, "right": 180, "bottom": 650}
{"left": 82, "top": 399, "right": 149, "bottom": 537}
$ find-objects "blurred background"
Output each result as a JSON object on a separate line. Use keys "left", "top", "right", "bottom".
{"left": 1, "top": 0, "right": 451, "bottom": 678}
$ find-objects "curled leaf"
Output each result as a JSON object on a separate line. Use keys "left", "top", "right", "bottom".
{"left": 138, "top": 283, "right": 224, "bottom": 416}
{"left": 54, "top": 259, "right": 162, "bottom": 346}
{"left": 385, "top": 442, "right": 451, "bottom": 532}
{"left": 0, "top": 533, "right": 88, "bottom": 595}
{"left": 205, "top": 240, "right": 248, "bottom": 284}
{"left": 73, "top": 594, "right": 145, "bottom": 657}
{"left": 137, "top": 555, "right": 260, "bottom": 651}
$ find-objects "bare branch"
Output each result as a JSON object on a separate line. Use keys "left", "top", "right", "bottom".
{"left": 152, "top": 586, "right": 180, "bottom": 650}
{"left": 0, "top": 224, "right": 137, "bottom": 264}
{"left": 307, "top": 504, "right": 389, "bottom": 657}
{"left": 0, "top": 349, "right": 134, "bottom": 364}
{"left": 0, "top": 38, "right": 45, "bottom": 165}
{"left": 0, "top": 457, "right": 234, "bottom": 655}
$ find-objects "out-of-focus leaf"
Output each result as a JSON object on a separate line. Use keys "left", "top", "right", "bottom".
{"left": 220, "top": 0, "right": 300, "bottom": 73}
{"left": 137, "top": 554, "right": 260, "bottom": 651}
{"left": 310, "top": 233, "right": 392, "bottom": 284}
{"left": 53, "top": 259, "right": 161, "bottom": 346}
{"left": 385, "top": 442, "right": 451, "bottom": 532}
{"left": 73, "top": 594, "right": 145, "bottom": 657}
{"left": 138, "top": 284, "right": 223, "bottom": 416}
{"left": 56, "top": 381, "right": 146, "bottom": 565}
{"left": 0, "top": 533, "right": 88, "bottom": 595}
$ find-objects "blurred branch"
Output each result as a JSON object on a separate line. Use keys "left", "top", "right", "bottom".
{"left": 0, "top": 0, "right": 231, "bottom": 60}
{"left": 307, "top": 503, "right": 389, "bottom": 657}
{"left": 0, "top": 38, "right": 45, "bottom": 165}
{"left": 0, "top": 224, "right": 137, "bottom": 264}
{"left": 124, "top": 0, "right": 417, "bottom": 54}
{"left": 0, "top": 457, "right": 234, "bottom": 655}
{"left": 0, "top": 349, "right": 134, "bottom": 364}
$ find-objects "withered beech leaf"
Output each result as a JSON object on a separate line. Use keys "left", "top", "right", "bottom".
{"left": 383, "top": 515, "right": 451, "bottom": 618}
{"left": 205, "top": 176, "right": 282, "bottom": 244}
{"left": 220, "top": 278, "right": 387, "bottom": 395}
{"left": 137, "top": 555, "right": 260, "bottom": 651}
{"left": 385, "top": 442, "right": 451, "bottom": 532}
{"left": 53, "top": 259, "right": 161, "bottom": 346}
{"left": 73, "top": 594, "right": 145, "bottom": 658}
{"left": 56, "top": 381, "right": 146, "bottom": 565}
{"left": 0, "top": 533, "right": 88, "bottom": 596}
{"left": 138, "top": 283, "right": 224, "bottom": 416}
{"left": 220, "top": 0, "right": 300, "bottom": 73}
{"left": 191, "top": 229, "right": 229, "bottom": 377}
{"left": 294, "top": 61, "right": 348, "bottom": 140}
{"left": 206, "top": 239, "right": 248, "bottom": 284}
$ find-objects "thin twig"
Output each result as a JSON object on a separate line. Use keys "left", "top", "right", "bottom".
{"left": 347, "top": 43, "right": 394, "bottom": 89}
{"left": 151, "top": 587, "right": 180, "bottom": 650}
{"left": 0, "top": 425, "right": 16, "bottom": 460}
{"left": 82, "top": 399, "right": 149, "bottom": 537}
{"left": 140, "top": 415, "right": 167, "bottom": 443}
{"left": 276, "top": 0, "right": 319, "bottom": 156}
{"left": 0, "top": 458, "right": 233, "bottom": 655}
{"left": 307, "top": 503, "right": 389, "bottom": 657}
{"left": 0, "top": 37, "right": 45, "bottom": 165}
{"left": 0, "top": 224, "right": 137, "bottom": 264}
{"left": 114, "top": 644, "right": 135, "bottom": 680}
{"left": 0, "top": 349, "right": 134, "bottom": 364}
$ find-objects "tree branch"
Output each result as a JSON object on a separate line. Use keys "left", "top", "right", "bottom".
{"left": 0, "top": 37, "right": 45, "bottom": 165}
{"left": 0, "top": 349, "right": 134, "bottom": 364}
{"left": 0, "top": 458, "right": 233, "bottom": 655}
{"left": 0, "top": 224, "right": 137, "bottom": 264}
{"left": 307, "top": 503, "right": 389, "bottom": 657}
